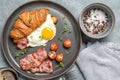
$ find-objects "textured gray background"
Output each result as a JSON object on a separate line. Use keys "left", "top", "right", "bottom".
{"left": 0, "top": 0, "right": 120, "bottom": 80}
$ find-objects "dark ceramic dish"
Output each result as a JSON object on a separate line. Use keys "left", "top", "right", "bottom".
{"left": 0, "top": 67, "right": 18, "bottom": 80}
{"left": 79, "top": 3, "right": 115, "bottom": 39}
{"left": 2, "top": 1, "right": 82, "bottom": 80}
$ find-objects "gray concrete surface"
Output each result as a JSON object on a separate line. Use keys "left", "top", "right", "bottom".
{"left": 0, "top": 0, "right": 120, "bottom": 80}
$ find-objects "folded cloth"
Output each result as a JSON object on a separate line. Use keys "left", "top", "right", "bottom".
{"left": 76, "top": 42, "right": 120, "bottom": 80}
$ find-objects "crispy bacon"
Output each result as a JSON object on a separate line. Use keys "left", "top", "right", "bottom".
{"left": 17, "top": 38, "right": 28, "bottom": 50}
{"left": 20, "top": 48, "right": 52, "bottom": 73}
{"left": 39, "top": 60, "right": 53, "bottom": 73}
{"left": 36, "top": 48, "right": 48, "bottom": 62}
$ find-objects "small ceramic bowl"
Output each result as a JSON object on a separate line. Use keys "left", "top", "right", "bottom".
{"left": 0, "top": 67, "right": 18, "bottom": 80}
{"left": 79, "top": 3, "right": 115, "bottom": 39}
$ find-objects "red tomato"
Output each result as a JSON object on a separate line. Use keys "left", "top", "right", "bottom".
{"left": 56, "top": 53, "right": 64, "bottom": 62}
{"left": 48, "top": 51, "right": 56, "bottom": 60}
{"left": 63, "top": 39, "right": 72, "bottom": 48}
{"left": 50, "top": 42, "right": 58, "bottom": 51}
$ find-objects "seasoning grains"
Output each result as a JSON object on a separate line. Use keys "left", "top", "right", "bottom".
{"left": 83, "top": 8, "right": 108, "bottom": 34}
{"left": 0, "top": 70, "right": 16, "bottom": 80}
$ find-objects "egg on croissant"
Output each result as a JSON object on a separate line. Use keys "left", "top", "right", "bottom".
{"left": 27, "top": 14, "right": 56, "bottom": 47}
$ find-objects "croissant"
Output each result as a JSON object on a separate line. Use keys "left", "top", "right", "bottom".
{"left": 10, "top": 8, "right": 49, "bottom": 43}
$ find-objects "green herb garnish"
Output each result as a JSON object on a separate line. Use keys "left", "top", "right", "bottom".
{"left": 62, "top": 27, "right": 67, "bottom": 34}
{"left": 15, "top": 53, "right": 20, "bottom": 58}
{"left": 20, "top": 52, "right": 25, "bottom": 55}
{"left": 39, "top": 36, "right": 43, "bottom": 40}
{"left": 64, "top": 22, "right": 72, "bottom": 34}
{"left": 58, "top": 37, "right": 62, "bottom": 42}
{"left": 60, "top": 62, "right": 65, "bottom": 68}
{"left": 15, "top": 48, "right": 28, "bottom": 58}
{"left": 58, "top": 22, "right": 72, "bottom": 42}
{"left": 23, "top": 48, "right": 28, "bottom": 53}
{"left": 62, "top": 23, "right": 68, "bottom": 34}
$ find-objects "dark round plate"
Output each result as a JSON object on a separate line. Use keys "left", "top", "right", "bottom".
{"left": 2, "top": 1, "right": 82, "bottom": 79}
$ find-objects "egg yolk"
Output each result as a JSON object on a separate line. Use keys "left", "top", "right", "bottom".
{"left": 41, "top": 27, "right": 54, "bottom": 40}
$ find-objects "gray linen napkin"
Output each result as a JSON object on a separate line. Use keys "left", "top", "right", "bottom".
{"left": 76, "top": 42, "right": 120, "bottom": 80}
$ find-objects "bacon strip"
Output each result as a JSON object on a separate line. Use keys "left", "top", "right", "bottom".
{"left": 17, "top": 38, "right": 28, "bottom": 50}
{"left": 39, "top": 60, "right": 53, "bottom": 73}
{"left": 20, "top": 48, "right": 53, "bottom": 73}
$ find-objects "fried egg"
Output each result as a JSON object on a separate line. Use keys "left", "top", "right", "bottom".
{"left": 27, "top": 14, "right": 56, "bottom": 47}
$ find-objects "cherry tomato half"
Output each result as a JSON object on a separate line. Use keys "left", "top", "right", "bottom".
{"left": 56, "top": 53, "right": 64, "bottom": 62}
{"left": 63, "top": 39, "right": 72, "bottom": 48}
{"left": 50, "top": 42, "right": 58, "bottom": 51}
{"left": 48, "top": 51, "right": 56, "bottom": 60}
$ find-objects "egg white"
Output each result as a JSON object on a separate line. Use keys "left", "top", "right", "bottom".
{"left": 27, "top": 14, "right": 56, "bottom": 47}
